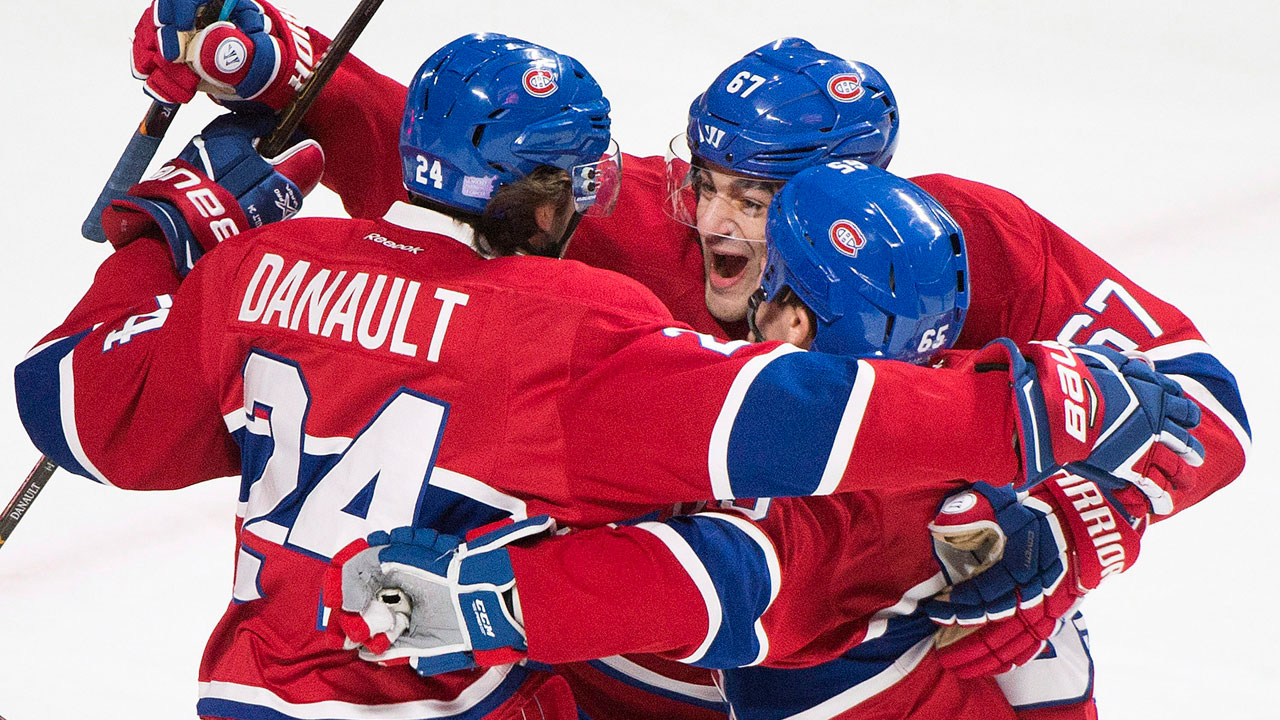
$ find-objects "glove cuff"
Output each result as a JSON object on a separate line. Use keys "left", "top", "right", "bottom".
{"left": 102, "top": 159, "right": 250, "bottom": 269}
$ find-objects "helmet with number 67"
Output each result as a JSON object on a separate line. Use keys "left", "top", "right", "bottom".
{"left": 400, "top": 33, "right": 620, "bottom": 217}
{"left": 757, "top": 161, "right": 969, "bottom": 362}
{"left": 685, "top": 37, "right": 899, "bottom": 179}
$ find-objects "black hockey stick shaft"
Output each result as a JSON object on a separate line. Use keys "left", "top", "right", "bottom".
{"left": 0, "top": 457, "right": 57, "bottom": 548}
{"left": 80, "top": 0, "right": 231, "bottom": 243}
{"left": 258, "top": 0, "right": 386, "bottom": 158}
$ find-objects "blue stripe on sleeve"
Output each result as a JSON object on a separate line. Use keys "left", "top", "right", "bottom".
{"left": 726, "top": 352, "right": 861, "bottom": 498}
{"left": 14, "top": 330, "right": 96, "bottom": 481}
{"left": 1153, "top": 352, "right": 1250, "bottom": 438}
{"left": 662, "top": 514, "right": 775, "bottom": 669}
{"left": 721, "top": 613, "right": 934, "bottom": 720}
{"left": 196, "top": 664, "right": 532, "bottom": 720}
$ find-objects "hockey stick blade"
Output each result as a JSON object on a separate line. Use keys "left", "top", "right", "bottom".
{"left": 0, "top": 456, "right": 58, "bottom": 548}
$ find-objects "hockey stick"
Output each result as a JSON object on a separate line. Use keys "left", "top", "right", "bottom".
{"left": 259, "top": 0, "right": 386, "bottom": 158}
{"left": 80, "top": 0, "right": 235, "bottom": 243}
{"left": 0, "top": 457, "right": 57, "bottom": 548}
{"left": 7, "top": 0, "right": 386, "bottom": 547}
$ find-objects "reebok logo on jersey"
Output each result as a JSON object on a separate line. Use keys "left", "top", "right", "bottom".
{"left": 471, "top": 598, "right": 496, "bottom": 638}
{"left": 365, "top": 232, "right": 423, "bottom": 254}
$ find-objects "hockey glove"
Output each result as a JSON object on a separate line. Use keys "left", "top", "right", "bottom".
{"left": 970, "top": 339, "right": 1201, "bottom": 514}
{"left": 925, "top": 470, "right": 1143, "bottom": 677}
{"left": 132, "top": 0, "right": 325, "bottom": 110}
{"left": 323, "top": 516, "right": 556, "bottom": 677}
{"left": 101, "top": 112, "right": 323, "bottom": 275}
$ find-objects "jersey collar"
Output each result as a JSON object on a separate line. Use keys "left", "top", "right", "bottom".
{"left": 383, "top": 201, "right": 477, "bottom": 251}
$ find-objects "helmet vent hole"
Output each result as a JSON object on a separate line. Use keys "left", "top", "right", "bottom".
{"left": 949, "top": 233, "right": 962, "bottom": 256}
{"left": 472, "top": 125, "right": 486, "bottom": 148}
{"left": 882, "top": 315, "right": 896, "bottom": 346}
{"left": 956, "top": 270, "right": 966, "bottom": 293}
{"left": 487, "top": 109, "right": 508, "bottom": 119}
{"left": 888, "top": 263, "right": 896, "bottom": 293}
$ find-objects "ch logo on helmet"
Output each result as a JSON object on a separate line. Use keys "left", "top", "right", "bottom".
{"left": 829, "top": 220, "right": 867, "bottom": 257}
{"left": 215, "top": 37, "right": 248, "bottom": 74}
{"left": 827, "top": 73, "right": 864, "bottom": 103}
{"left": 522, "top": 67, "right": 558, "bottom": 97}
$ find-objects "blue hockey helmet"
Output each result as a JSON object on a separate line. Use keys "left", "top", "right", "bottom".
{"left": 757, "top": 161, "right": 968, "bottom": 362}
{"left": 400, "top": 33, "right": 619, "bottom": 216}
{"left": 686, "top": 38, "right": 899, "bottom": 179}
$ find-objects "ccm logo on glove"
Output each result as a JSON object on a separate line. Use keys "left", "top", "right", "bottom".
{"left": 472, "top": 599, "right": 496, "bottom": 638}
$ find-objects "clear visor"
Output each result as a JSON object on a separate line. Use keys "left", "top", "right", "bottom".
{"left": 571, "top": 137, "right": 622, "bottom": 216}
{"left": 664, "top": 134, "right": 775, "bottom": 245}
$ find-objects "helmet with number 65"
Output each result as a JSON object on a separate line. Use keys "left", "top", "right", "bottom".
{"left": 400, "top": 33, "right": 620, "bottom": 217}
{"left": 757, "top": 161, "right": 968, "bottom": 363}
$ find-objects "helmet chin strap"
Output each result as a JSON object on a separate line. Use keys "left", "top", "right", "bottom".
{"left": 524, "top": 211, "right": 583, "bottom": 259}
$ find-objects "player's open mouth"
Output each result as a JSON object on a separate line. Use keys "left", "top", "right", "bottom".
{"left": 709, "top": 248, "right": 751, "bottom": 289}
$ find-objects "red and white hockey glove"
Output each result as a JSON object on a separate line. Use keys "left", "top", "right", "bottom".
{"left": 925, "top": 471, "right": 1144, "bottom": 677}
{"left": 324, "top": 517, "right": 555, "bottom": 678}
{"left": 101, "top": 112, "right": 323, "bottom": 275}
{"left": 132, "top": 0, "right": 327, "bottom": 111}
{"left": 963, "top": 339, "right": 1202, "bottom": 515}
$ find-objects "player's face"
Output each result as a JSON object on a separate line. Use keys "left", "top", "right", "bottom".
{"left": 693, "top": 169, "right": 776, "bottom": 322}
{"left": 747, "top": 288, "right": 816, "bottom": 349}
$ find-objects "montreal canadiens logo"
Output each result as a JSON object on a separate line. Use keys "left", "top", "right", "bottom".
{"left": 522, "top": 68, "right": 558, "bottom": 97}
{"left": 827, "top": 73, "right": 864, "bottom": 103}
{"left": 829, "top": 220, "right": 867, "bottom": 257}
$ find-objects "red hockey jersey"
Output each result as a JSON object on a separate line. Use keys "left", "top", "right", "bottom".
{"left": 263, "top": 48, "right": 1248, "bottom": 720}
{"left": 17, "top": 198, "right": 1050, "bottom": 719}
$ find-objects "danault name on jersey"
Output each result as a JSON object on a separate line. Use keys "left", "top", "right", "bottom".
{"left": 236, "top": 253, "right": 470, "bottom": 361}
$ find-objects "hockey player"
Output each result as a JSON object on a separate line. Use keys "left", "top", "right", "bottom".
{"left": 19, "top": 28, "right": 1192, "bottom": 720}
{"left": 128, "top": 3, "right": 1246, "bottom": 518}
{"left": 325, "top": 163, "right": 1165, "bottom": 719}
{"left": 124, "top": 5, "right": 1245, "bottom": 719}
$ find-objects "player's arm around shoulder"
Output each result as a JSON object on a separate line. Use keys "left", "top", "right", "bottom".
{"left": 14, "top": 234, "right": 245, "bottom": 491}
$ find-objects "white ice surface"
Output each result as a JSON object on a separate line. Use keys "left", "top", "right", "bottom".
{"left": 1, "top": 1, "right": 1277, "bottom": 717}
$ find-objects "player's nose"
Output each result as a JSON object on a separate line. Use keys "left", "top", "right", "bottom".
{"left": 698, "top": 195, "right": 739, "bottom": 236}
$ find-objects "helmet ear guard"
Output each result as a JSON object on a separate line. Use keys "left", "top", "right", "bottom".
{"left": 760, "top": 162, "right": 969, "bottom": 363}
{"left": 399, "top": 33, "right": 616, "bottom": 218}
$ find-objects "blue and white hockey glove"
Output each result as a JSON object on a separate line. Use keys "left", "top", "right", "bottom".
{"left": 324, "top": 516, "right": 556, "bottom": 677}
{"left": 971, "top": 339, "right": 1202, "bottom": 514}
{"left": 101, "top": 112, "right": 323, "bottom": 275}
{"left": 925, "top": 470, "right": 1143, "bottom": 677}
